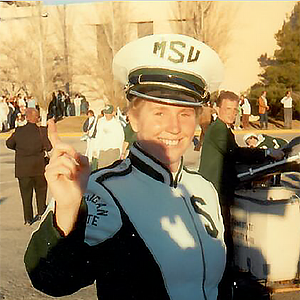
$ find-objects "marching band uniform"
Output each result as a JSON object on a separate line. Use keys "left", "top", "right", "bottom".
{"left": 25, "top": 143, "right": 225, "bottom": 300}
{"left": 24, "top": 34, "right": 227, "bottom": 300}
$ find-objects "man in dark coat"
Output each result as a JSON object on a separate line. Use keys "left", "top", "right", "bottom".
{"left": 198, "top": 91, "right": 284, "bottom": 299}
{"left": 6, "top": 108, "right": 52, "bottom": 225}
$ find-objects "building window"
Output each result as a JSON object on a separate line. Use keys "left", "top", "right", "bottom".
{"left": 137, "top": 21, "right": 153, "bottom": 38}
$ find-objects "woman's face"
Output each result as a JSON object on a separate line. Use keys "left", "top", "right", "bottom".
{"left": 129, "top": 100, "right": 196, "bottom": 172}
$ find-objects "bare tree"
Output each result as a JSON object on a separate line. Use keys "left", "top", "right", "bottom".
{"left": 0, "top": 3, "right": 67, "bottom": 110}
{"left": 71, "top": 1, "right": 131, "bottom": 109}
{"left": 54, "top": 4, "right": 71, "bottom": 95}
{"left": 170, "top": 1, "right": 238, "bottom": 63}
{"left": 0, "top": 1, "right": 34, "bottom": 7}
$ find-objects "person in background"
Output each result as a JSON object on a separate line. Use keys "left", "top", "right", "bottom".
{"left": 57, "top": 90, "right": 66, "bottom": 118}
{"left": 10, "top": 96, "right": 20, "bottom": 128}
{"left": 17, "top": 94, "right": 27, "bottom": 108}
{"left": 280, "top": 90, "right": 293, "bottom": 129}
{"left": 65, "top": 93, "right": 72, "bottom": 117}
{"left": 240, "top": 94, "right": 251, "bottom": 129}
{"left": 198, "top": 90, "right": 284, "bottom": 298}
{"left": 7, "top": 98, "right": 16, "bottom": 130}
{"left": 93, "top": 104, "right": 124, "bottom": 168}
{"left": 74, "top": 93, "right": 82, "bottom": 116}
{"left": 6, "top": 108, "right": 52, "bottom": 225}
{"left": 15, "top": 112, "right": 27, "bottom": 127}
{"left": 24, "top": 33, "right": 226, "bottom": 300}
{"left": 0, "top": 96, "right": 9, "bottom": 132}
{"left": 121, "top": 114, "right": 137, "bottom": 159}
{"left": 27, "top": 95, "right": 36, "bottom": 109}
{"left": 243, "top": 132, "right": 287, "bottom": 150}
{"left": 80, "top": 95, "right": 89, "bottom": 116}
{"left": 233, "top": 98, "right": 242, "bottom": 130}
{"left": 243, "top": 132, "right": 288, "bottom": 185}
{"left": 258, "top": 90, "right": 269, "bottom": 129}
{"left": 116, "top": 106, "right": 127, "bottom": 127}
{"left": 194, "top": 102, "right": 216, "bottom": 151}
{"left": 82, "top": 109, "right": 98, "bottom": 163}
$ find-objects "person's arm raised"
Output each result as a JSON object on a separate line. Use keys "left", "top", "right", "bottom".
{"left": 46, "top": 119, "right": 90, "bottom": 236}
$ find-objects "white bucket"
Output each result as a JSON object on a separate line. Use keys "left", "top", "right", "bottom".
{"left": 231, "top": 187, "right": 300, "bottom": 282}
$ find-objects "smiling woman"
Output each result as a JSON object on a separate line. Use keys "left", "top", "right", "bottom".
{"left": 24, "top": 34, "right": 227, "bottom": 300}
{"left": 128, "top": 99, "right": 197, "bottom": 172}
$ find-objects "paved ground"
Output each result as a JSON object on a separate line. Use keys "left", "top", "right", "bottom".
{"left": 0, "top": 123, "right": 300, "bottom": 300}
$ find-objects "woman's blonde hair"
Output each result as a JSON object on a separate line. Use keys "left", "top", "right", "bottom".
{"left": 127, "top": 96, "right": 201, "bottom": 118}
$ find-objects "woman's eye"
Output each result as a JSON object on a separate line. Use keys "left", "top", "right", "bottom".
{"left": 181, "top": 112, "right": 193, "bottom": 117}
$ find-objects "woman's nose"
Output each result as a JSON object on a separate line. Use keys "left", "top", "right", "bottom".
{"left": 167, "top": 115, "right": 181, "bottom": 134}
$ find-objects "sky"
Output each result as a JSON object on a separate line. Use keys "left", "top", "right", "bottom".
{"left": 43, "top": 0, "right": 101, "bottom": 4}
{"left": 220, "top": 1, "right": 297, "bottom": 94}
{"left": 41, "top": 1, "right": 297, "bottom": 94}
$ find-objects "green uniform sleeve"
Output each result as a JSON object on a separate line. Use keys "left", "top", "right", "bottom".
{"left": 24, "top": 199, "right": 96, "bottom": 297}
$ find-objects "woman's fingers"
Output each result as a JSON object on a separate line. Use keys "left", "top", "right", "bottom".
{"left": 47, "top": 118, "right": 61, "bottom": 147}
{"left": 46, "top": 155, "right": 78, "bottom": 180}
{"left": 51, "top": 140, "right": 78, "bottom": 160}
{"left": 46, "top": 142, "right": 90, "bottom": 184}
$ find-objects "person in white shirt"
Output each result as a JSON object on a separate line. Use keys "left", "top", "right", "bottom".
{"left": 280, "top": 91, "right": 293, "bottom": 129}
{"left": 17, "top": 96, "right": 27, "bottom": 108}
{"left": 74, "top": 94, "right": 82, "bottom": 116}
{"left": 27, "top": 96, "right": 36, "bottom": 108}
{"left": 240, "top": 95, "right": 251, "bottom": 129}
{"left": 94, "top": 104, "right": 124, "bottom": 168}
{"left": 0, "top": 97, "right": 9, "bottom": 131}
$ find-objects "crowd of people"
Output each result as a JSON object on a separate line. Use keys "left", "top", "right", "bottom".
{"left": 232, "top": 90, "right": 294, "bottom": 130}
{"left": 47, "top": 90, "right": 89, "bottom": 121}
{"left": 0, "top": 94, "right": 35, "bottom": 132}
{"left": 0, "top": 90, "right": 90, "bottom": 133}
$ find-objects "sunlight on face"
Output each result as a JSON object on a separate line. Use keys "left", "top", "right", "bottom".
{"left": 129, "top": 101, "right": 197, "bottom": 172}
{"left": 218, "top": 98, "right": 239, "bottom": 126}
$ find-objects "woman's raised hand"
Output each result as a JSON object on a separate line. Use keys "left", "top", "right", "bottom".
{"left": 45, "top": 118, "right": 90, "bottom": 235}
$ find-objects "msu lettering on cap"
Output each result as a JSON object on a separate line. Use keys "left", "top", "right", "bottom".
{"left": 112, "top": 33, "right": 224, "bottom": 107}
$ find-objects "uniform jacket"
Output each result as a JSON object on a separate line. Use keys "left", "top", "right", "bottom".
{"left": 24, "top": 143, "right": 226, "bottom": 300}
{"left": 199, "top": 118, "right": 267, "bottom": 204}
{"left": 256, "top": 134, "right": 287, "bottom": 150}
{"left": 6, "top": 123, "right": 52, "bottom": 178}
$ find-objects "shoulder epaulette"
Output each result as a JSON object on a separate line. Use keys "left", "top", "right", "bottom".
{"left": 91, "top": 159, "right": 132, "bottom": 184}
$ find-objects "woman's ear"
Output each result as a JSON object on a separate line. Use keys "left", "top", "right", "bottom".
{"left": 128, "top": 112, "right": 139, "bottom": 133}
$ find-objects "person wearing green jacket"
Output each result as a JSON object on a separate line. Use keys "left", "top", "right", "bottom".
{"left": 198, "top": 90, "right": 284, "bottom": 299}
